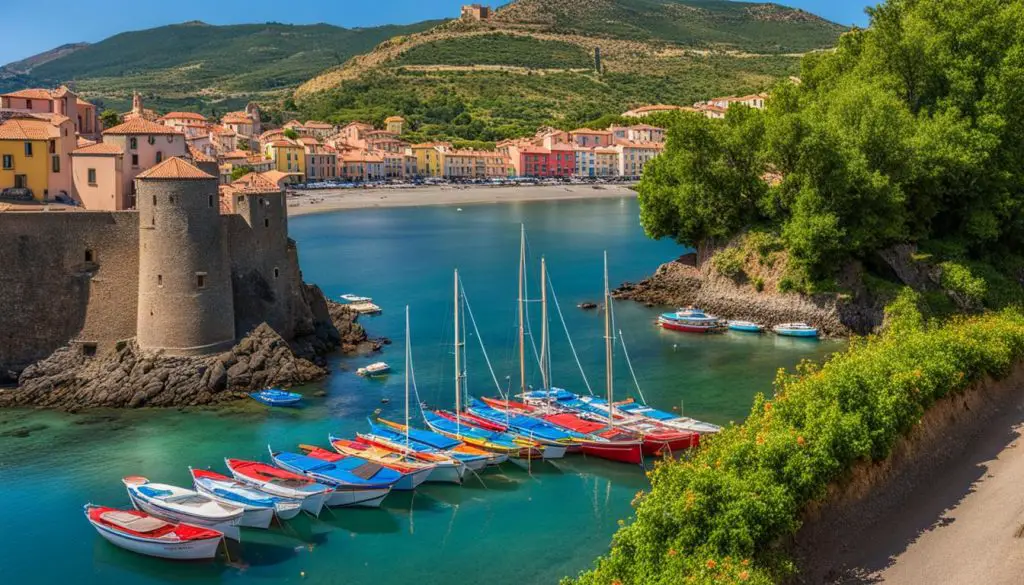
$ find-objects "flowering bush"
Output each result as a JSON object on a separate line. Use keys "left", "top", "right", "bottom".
{"left": 567, "top": 303, "right": 1024, "bottom": 585}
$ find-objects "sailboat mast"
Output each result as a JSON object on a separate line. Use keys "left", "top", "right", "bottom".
{"left": 454, "top": 268, "right": 461, "bottom": 436}
{"left": 404, "top": 305, "right": 410, "bottom": 452}
{"left": 540, "top": 256, "right": 549, "bottom": 391}
{"left": 604, "top": 252, "right": 613, "bottom": 427}
{"left": 518, "top": 225, "right": 526, "bottom": 397}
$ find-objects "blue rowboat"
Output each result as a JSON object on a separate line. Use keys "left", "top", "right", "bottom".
{"left": 728, "top": 320, "right": 764, "bottom": 333}
{"left": 773, "top": 322, "right": 819, "bottom": 338}
{"left": 267, "top": 446, "right": 399, "bottom": 507}
{"left": 250, "top": 389, "right": 302, "bottom": 407}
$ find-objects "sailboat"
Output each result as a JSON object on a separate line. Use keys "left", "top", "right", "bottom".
{"left": 522, "top": 253, "right": 701, "bottom": 456}
{"left": 423, "top": 268, "right": 549, "bottom": 462}
{"left": 470, "top": 249, "right": 644, "bottom": 464}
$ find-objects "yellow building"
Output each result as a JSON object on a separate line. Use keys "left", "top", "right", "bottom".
{"left": 411, "top": 142, "right": 449, "bottom": 178}
{"left": 385, "top": 116, "right": 406, "bottom": 135}
{"left": 0, "top": 116, "right": 59, "bottom": 200}
{"left": 265, "top": 139, "right": 305, "bottom": 179}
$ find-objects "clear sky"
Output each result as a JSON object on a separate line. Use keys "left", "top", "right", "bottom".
{"left": 2, "top": 0, "right": 873, "bottom": 66}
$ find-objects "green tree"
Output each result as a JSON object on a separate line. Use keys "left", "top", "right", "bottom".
{"left": 99, "top": 109, "right": 120, "bottom": 129}
{"left": 230, "top": 165, "right": 254, "bottom": 181}
{"left": 283, "top": 128, "right": 299, "bottom": 140}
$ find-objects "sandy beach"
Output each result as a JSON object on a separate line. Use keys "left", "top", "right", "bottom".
{"left": 285, "top": 183, "right": 638, "bottom": 216}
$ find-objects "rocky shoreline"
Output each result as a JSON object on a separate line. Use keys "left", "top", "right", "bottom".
{"left": 614, "top": 254, "right": 885, "bottom": 336}
{"left": 0, "top": 295, "right": 383, "bottom": 410}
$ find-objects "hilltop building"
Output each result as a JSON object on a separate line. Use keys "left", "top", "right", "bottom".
{"left": 122, "top": 92, "right": 160, "bottom": 123}
{"left": 385, "top": 116, "right": 406, "bottom": 135}
{"left": 461, "top": 4, "right": 490, "bottom": 20}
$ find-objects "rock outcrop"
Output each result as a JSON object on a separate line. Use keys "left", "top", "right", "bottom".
{"left": 1, "top": 324, "right": 325, "bottom": 410}
{"left": 615, "top": 254, "right": 885, "bottom": 336}
{"left": 326, "top": 300, "right": 385, "bottom": 353}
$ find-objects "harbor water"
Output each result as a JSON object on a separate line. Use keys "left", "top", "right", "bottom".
{"left": 0, "top": 196, "right": 843, "bottom": 584}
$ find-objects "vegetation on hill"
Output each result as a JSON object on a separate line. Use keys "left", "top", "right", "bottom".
{"left": 637, "top": 0, "right": 1024, "bottom": 297}
{"left": 0, "top": 20, "right": 442, "bottom": 115}
{"left": 296, "top": 0, "right": 840, "bottom": 142}
{"left": 567, "top": 295, "right": 1024, "bottom": 584}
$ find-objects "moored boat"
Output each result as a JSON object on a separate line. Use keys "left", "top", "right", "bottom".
{"left": 268, "top": 446, "right": 398, "bottom": 507}
{"left": 370, "top": 415, "right": 499, "bottom": 469}
{"left": 614, "top": 399, "right": 722, "bottom": 434}
{"left": 657, "top": 308, "right": 725, "bottom": 333}
{"left": 355, "top": 431, "right": 470, "bottom": 482}
{"left": 189, "top": 468, "right": 302, "bottom": 525}
{"left": 339, "top": 293, "right": 373, "bottom": 303}
{"left": 357, "top": 362, "right": 391, "bottom": 377}
{"left": 84, "top": 504, "right": 223, "bottom": 560}
{"left": 773, "top": 322, "right": 819, "bottom": 338}
{"left": 727, "top": 320, "right": 764, "bottom": 333}
{"left": 312, "top": 439, "right": 436, "bottom": 490}
{"left": 122, "top": 476, "right": 243, "bottom": 541}
{"left": 249, "top": 388, "right": 302, "bottom": 407}
{"left": 425, "top": 410, "right": 547, "bottom": 461}
{"left": 224, "top": 458, "right": 331, "bottom": 517}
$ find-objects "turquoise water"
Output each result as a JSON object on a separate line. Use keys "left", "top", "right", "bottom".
{"left": 0, "top": 197, "right": 843, "bottom": 584}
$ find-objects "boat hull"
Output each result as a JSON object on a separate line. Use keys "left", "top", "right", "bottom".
{"left": 126, "top": 491, "right": 241, "bottom": 541}
{"left": 658, "top": 318, "right": 722, "bottom": 333}
{"left": 775, "top": 329, "right": 819, "bottom": 338}
{"left": 728, "top": 324, "right": 763, "bottom": 333}
{"left": 392, "top": 467, "right": 434, "bottom": 491}
{"left": 88, "top": 519, "right": 222, "bottom": 560}
{"left": 273, "top": 500, "right": 303, "bottom": 521}
{"left": 580, "top": 441, "right": 644, "bottom": 465}
{"left": 641, "top": 434, "right": 699, "bottom": 456}
{"left": 191, "top": 483, "right": 276, "bottom": 529}
{"left": 325, "top": 487, "right": 391, "bottom": 508}
{"left": 426, "top": 461, "right": 465, "bottom": 484}
{"left": 226, "top": 470, "right": 327, "bottom": 518}
{"left": 538, "top": 444, "right": 567, "bottom": 459}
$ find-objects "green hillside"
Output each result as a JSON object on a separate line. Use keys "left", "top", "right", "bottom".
{"left": 0, "top": 20, "right": 443, "bottom": 115}
{"left": 295, "top": 0, "right": 842, "bottom": 142}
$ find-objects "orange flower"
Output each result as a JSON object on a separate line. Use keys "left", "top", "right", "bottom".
{"left": 739, "top": 570, "right": 750, "bottom": 581}
{"left": 797, "top": 436, "right": 806, "bottom": 446}
{"left": 668, "top": 548, "right": 678, "bottom": 557}
{"left": 706, "top": 559, "right": 717, "bottom": 569}
{"left": 612, "top": 580, "right": 622, "bottom": 585}
{"left": 741, "top": 559, "right": 749, "bottom": 566}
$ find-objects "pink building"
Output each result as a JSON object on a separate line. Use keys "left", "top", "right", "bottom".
{"left": 0, "top": 86, "right": 101, "bottom": 139}
{"left": 569, "top": 128, "right": 613, "bottom": 147}
{"left": 101, "top": 118, "right": 188, "bottom": 205}
{"left": 548, "top": 143, "right": 576, "bottom": 177}
{"left": 71, "top": 143, "right": 126, "bottom": 210}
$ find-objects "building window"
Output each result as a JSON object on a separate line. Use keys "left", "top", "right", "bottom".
{"left": 52, "top": 156, "right": 60, "bottom": 173}
{"left": 209, "top": 195, "right": 214, "bottom": 208}
{"left": 24, "top": 142, "right": 33, "bottom": 157}
{"left": 157, "top": 274, "right": 163, "bottom": 286}
{"left": 25, "top": 100, "right": 32, "bottom": 110}
{"left": 87, "top": 168, "right": 97, "bottom": 185}
{"left": 49, "top": 141, "right": 56, "bottom": 154}
{"left": 85, "top": 249, "right": 94, "bottom": 263}
{"left": 274, "top": 267, "right": 280, "bottom": 279}
{"left": 196, "top": 273, "right": 207, "bottom": 289}
{"left": 129, "top": 137, "right": 138, "bottom": 150}
{"left": 155, "top": 151, "right": 163, "bottom": 163}
{"left": 132, "top": 154, "right": 139, "bottom": 167}
{"left": 2, "top": 155, "right": 12, "bottom": 169}
{"left": 152, "top": 195, "right": 157, "bottom": 206}
{"left": 148, "top": 136, "right": 156, "bottom": 145}
{"left": 264, "top": 218, "right": 270, "bottom": 228}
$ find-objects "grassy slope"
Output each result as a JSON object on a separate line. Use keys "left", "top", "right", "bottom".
{"left": 0, "top": 20, "right": 443, "bottom": 114}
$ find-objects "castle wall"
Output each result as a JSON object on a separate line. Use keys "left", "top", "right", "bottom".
{"left": 136, "top": 178, "right": 236, "bottom": 355}
{"left": 226, "top": 191, "right": 298, "bottom": 339}
{"left": 0, "top": 212, "right": 139, "bottom": 374}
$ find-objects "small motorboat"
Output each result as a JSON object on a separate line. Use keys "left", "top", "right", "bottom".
{"left": 357, "top": 362, "right": 390, "bottom": 377}
{"left": 249, "top": 388, "right": 302, "bottom": 407}
{"left": 773, "top": 322, "right": 819, "bottom": 338}
{"left": 340, "top": 293, "right": 373, "bottom": 303}
{"left": 189, "top": 468, "right": 302, "bottom": 526}
{"left": 727, "top": 320, "right": 764, "bottom": 333}
{"left": 121, "top": 476, "right": 244, "bottom": 541}
{"left": 657, "top": 308, "right": 725, "bottom": 333}
{"left": 224, "top": 458, "right": 331, "bottom": 517}
{"left": 84, "top": 504, "right": 223, "bottom": 560}
{"left": 268, "top": 446, "right": 399, "bottom": 508}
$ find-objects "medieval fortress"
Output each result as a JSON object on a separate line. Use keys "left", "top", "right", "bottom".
{"left": 0, "top": 156, "right": 308, "bottom": 380}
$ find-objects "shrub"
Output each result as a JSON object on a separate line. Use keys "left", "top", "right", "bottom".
{"left": 938, "top": 261, "right": 987, "bottom": 307}
{"left": 712, "top": 246, "right": 746, "bottom": 278}
{"left": 567, "top": 308, "right": 1024, "bottom": 585}
{"left": 753, "top": 277, "right": 765, "bottom": 292}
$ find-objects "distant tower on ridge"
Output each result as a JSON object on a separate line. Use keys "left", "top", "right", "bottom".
{"left": 461, "top": 4, "right": 491, "bottom": 21}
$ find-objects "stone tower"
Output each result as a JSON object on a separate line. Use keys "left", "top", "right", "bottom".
{"left": 132, "top": 91, "right": 143, "bottom": 116}
{"left": 135, "top": 157, "right": 236, "bottom": 355}
{"left": 246, "top": 102, "right": 262, "bottom": 135}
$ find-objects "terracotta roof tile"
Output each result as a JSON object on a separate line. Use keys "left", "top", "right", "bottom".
{"left": 103, "top": 118, "right": 182, "bottom": 135}
{"left": 187, "top": 145, "right": 216, "bottom": 163}
{"left": 0, "top": 118, "right": 59, "bottom": 140}
{"left": 1, "top": 88, "right": 54, "bottom": 100}
{"left": 76, "top": 137, "right": 96, "bottom": 148}
{"left": 231, "top": 172, "right": 281, "bottom": 193}
{"left": 136, "top": 157, "right": 215, "bottom": 180}
{"left": 72, "top": 142, "right": 124, "bottom": 156}
{"left": 159, "top": 111, "right": 207, "bottom": 121}
{"left": 384, "top": 116, "right": 405, "bottom": 122}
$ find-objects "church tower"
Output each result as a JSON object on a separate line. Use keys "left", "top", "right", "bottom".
{"left": 135, "top": 157, "right": 235, "bottom": 355}
{"left": 132, "top": 91, "right": 143, "bottom": 116}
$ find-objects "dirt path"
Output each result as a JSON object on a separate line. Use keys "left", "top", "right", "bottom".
{"left": 794, "top": 370, "right": 1024, "bottom": 584}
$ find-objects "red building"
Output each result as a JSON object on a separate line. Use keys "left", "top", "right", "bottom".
{"left": 547, "top": 143, "right": 576, "bottom": 177}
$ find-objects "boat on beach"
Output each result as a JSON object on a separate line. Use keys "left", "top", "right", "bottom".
{"left": 84, "top": 504, "right": 223, "bottom": 561}
{"left": 189, "top": 468, "right": 302, "bottom": 526}
{"left": 249, "top": 388, "right": 302, "bottom": 407}
{"left": 357, "top": 361, "right": 391, "bottom": 377}
{"left": 657, "top": 307, "right": 725, "bottom": 333}
{"left": 224, "top": 458, "right": 331, "bottom": 517}
{"left": 774, "top": 322, "right": 819, "bottom": 338}
{"left": 268, "top": 446, "right": 399, "bottom": 507}
{"left": 727, "top": 320, "right": 764, "bottom": 333}
{"left": 121, "top": 476, "right": 244, "bottom": 541}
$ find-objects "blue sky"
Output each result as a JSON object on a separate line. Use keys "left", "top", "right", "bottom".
{"left": 2, "top": 0, "right": 873, "bottom": 65}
